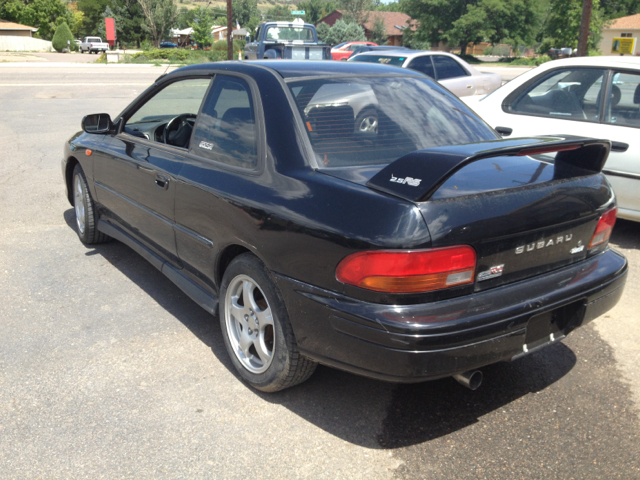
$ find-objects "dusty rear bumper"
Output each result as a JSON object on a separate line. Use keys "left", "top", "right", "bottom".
{"left": 274, "top": 248, "right": 627, "bottom": 383}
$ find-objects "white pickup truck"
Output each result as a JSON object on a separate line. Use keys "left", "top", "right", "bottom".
{"left": 79, "top": 37, "right": 109, "bottom": 54}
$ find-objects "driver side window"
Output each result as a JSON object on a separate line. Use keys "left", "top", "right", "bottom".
{"left": 124, "top": 78, "right": 211, "bottom": 147}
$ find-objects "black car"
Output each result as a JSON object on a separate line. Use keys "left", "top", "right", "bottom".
{"left": 63, "top": 61, "right": 627, "bottom": 392}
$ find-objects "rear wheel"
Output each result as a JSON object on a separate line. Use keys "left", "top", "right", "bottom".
{"left": 355, "top": 108, "right": 378, "bottom": 133}
{"left": 72, "top": 164, "right": 110, "bottom": 244}
{"left": 219, "top": 253, "right": 317, "bottom": 392}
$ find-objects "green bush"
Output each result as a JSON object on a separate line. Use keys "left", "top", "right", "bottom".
{"left": 509, "top": 55, "right": 551, "bottom": 66}
{"left": 52, "top": 22, "right": 75, "bottom": 53}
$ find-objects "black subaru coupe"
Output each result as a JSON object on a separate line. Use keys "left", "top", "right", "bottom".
{"left": 62, "top": 61, "right": 627, "bottom": 392}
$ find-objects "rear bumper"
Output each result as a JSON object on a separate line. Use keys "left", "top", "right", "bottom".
{"left": 274, "top": 248, "right": 627, "bottom": 383}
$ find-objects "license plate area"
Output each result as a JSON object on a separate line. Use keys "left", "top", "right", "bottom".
{"left": 514, "top": 300, "right": 585, "bottom": 359}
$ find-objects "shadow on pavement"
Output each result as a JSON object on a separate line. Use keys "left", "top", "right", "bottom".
{"left": 611, "top": 218, "right": 640, "bottom": 250}
{"left": 63, "top": 208, "right": 577, "bottom": 449}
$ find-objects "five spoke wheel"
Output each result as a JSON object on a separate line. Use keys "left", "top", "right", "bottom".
{"left": 224, "top": 275, "right": 275, "bottom": 374}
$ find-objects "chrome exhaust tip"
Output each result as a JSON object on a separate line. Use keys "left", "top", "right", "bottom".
{"left": 453, "top": 370, "right": 483, "bottom": 390}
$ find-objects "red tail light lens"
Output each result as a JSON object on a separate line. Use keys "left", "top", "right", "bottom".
{"left": 336, "top": 246, "right": 477, "bottom": 293}
{"left": 588, "top": 207, "right": 617, "bottom": 249}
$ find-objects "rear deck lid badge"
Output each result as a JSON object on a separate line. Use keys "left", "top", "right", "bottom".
{"left": 515, "top": 234, "right": 574, "bottom": 254}
{"left": 478, "top": 264, "right": 504, "bottom": 281}
{"left": 570, "top": 241, "right": 584, "bottom": 254}
{"left": 390, "top": 174, "right": 421, "bottom": 187}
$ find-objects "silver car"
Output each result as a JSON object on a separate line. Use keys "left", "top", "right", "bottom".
{"left": 348, "top": 50, "right": 502, "bottom": 97}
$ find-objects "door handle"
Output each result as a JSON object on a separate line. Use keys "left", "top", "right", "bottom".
{"left": 466, "top": 85, "right": 473, "bottom": 89}
{"left": 155, "top": 174, "right": 170, "bottom": 189}
{"left": 611, "top": 141, "right": 629, "bottom": 152}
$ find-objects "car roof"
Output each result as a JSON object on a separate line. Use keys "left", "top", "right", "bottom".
{"left": 353, "top": 50, "right": 456, "bottom": 59}
{"left": 173, "top": 60, "right": 426, "bottom": 79}
{"left": 536, "top": 55, "right": 640, "bottom": 69}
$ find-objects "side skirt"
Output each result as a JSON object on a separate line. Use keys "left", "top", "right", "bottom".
{"left": 98, "top": 219, "right": 218, "bottom": 315}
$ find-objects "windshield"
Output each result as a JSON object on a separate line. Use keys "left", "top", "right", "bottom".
{"left": 288, "top": 76, "right": 495, "bottom": 167}
{"left": 350, "top": 55, "right": 407, "bottom": 67}
{"left": 265, "top": 26, "right": 315, "bottom": 41}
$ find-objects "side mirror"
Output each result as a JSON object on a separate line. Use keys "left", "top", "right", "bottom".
{"left": 245, "top": 34, "right": 251, "bottom": 43}
{"left": 495, "top": 126, "right": 512, "bottom": 137}
{"left": 82, "top": 113, "right": 113, "bottom": 134}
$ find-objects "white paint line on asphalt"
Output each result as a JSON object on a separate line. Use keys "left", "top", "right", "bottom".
{"left": 0, "top": 83, "right": 152, "bottom": 86}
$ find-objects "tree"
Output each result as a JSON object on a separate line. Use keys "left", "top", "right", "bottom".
{"left": 297, "top": 0, "right": 338, "bottom": 24}
{"left": 52, "top": 21, "right": 74, "bottom": 52}
{"left": 137, "top": 0, "right": 177, "bottom": 47}
{"left": 316, "top": 21, "right": 331, "bottom": 42}
{"left": 402, "top": 0, "right": 542, "bottom": 55}
{"left": 77, "top": 0, "right": 111, "bottom": 38}
{"left": 232, "top": 0, "right": 259, "bottom": 27}
{"left": 190, "top": 7, "right": 214, "bottom": 48}
{"left": 176, "top": 7, "right": 198, "bottom": 30}
{"left": 321, "top": 18, "right": 366, "bottom": 44}
{"left": 376, "top": 2, "right": 402, "bottom": 12}
{"left": 1, "top": 0, "right": 74, "bottom": 40}
{"left": 338, "top": 0, "right": 373, "bottom": 25}
{"left": 541, "top": 0, "right": 606, "bottom": 52}
{"left": 370, "top": 14, "right": 387, "bottom": 45}
{"left": 105, "top": 0, "right": 147, "bottom": 48}
{"left": 265, "top": 5, "right": 295, "bottom": 21}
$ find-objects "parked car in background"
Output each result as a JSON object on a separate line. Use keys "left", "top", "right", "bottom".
{"left": 79, "top": 36, "right": 109, "bottom": 54}
{"left": 160, "top": 41, "right": 178, "bottom": 48}
{"left": 331, "top": 41, "right": 377, "bottom": 60}
{"left": 243, "top": 19, "right": 331, "bottom": 60}
{"left": 349, "top": 50, "right": 502, "bottom": 97}
{"left": 463, "top": 56, "right": 640, "bottom": 222}
{"left": 63, "top": 60, "right": 626, "bottom": 393}
{"left": 347, "top": 45, "right": 408, "bottom": 59}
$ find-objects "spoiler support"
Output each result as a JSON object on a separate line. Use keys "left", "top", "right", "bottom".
{"left": 366, "top": 136, "right": 610, "bottom": 202}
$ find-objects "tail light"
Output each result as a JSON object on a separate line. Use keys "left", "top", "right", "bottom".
{"left": 588, "top": 206, "right": 617, "bottom": 249}
{"left": 336, "top": 246, "right": 476, "bottom": 293}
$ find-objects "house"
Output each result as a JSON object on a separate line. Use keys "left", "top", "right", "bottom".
{"left": 316, "top": 10, "right": 415, "bottom": 46}
{"left": 0, "top": 19, "right": 37, "bottom": 37}
{"left": 600, "top": 13, "right": 640, "bottom": 56}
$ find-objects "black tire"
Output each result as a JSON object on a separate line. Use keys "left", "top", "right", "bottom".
{"left": 219, "top": 253, "right": 317, "bottom": 392}
{"left": 72, "top": 164, "right": 110, "bottom": 244}
{"left": 355, "top": 107, "right": 378, "bottom": 133}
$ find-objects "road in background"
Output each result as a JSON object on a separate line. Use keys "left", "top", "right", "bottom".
{"left": 0, "top": 65, "right": 638, "bottom": 479}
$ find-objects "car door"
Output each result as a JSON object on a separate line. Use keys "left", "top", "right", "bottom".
{"left": 245, "top": 26, "right": 260, "bottom": 59}
{"left": 598, "top": 70, "right": 640, "bottom": 220}
{"left": 93, "top": 77, "right": 212, "bottom": 261}
{"left": 432, "top": 55, "right": 476, "bottom": 96}
{"left": 174, "top": 74, "right": 263, "bottom": 289}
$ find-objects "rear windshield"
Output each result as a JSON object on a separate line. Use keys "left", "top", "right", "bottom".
{"left": 288, "top": 76, "right": 495, "bottom": 167}
{"left": 350, "top": 55, "right": 407, "bottom": 67}
{"left": 265, "top": 26, "right": 314, "bottom": 41}
{"left": 87, "top": 37, "right": 102, "bottom": 43}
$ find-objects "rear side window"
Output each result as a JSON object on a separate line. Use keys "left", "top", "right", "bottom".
{"left": 190, "top": 75, "right": 258, "bottom": 169}
{"left": 510, "top": 68, "right": 606, "bottom": 121}
{"left": 407, "top": 56, "right": 435, "bottom": 78}
{"left": 432, "top": 56, "right": 467, "bottom": 80}
{"left": 288, "top": 77, "right": 494, "bottom": 168}
{"left": 350, "top": 55, "right": 407, "bottom": 67}
{"left": 605, "top": 72, "right": 640, "bottom": 128}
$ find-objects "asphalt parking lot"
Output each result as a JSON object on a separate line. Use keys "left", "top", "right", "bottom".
{"left": 0, "top": 64, "right": 639, "bottom": 479}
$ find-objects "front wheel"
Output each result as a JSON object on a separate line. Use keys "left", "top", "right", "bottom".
{"left": 219, "top": 253, "right": 317, "bottom": 392}
{"left": 355, "top": 108, "right": 378, "bottom": 133}
{"left": 72, "top": 164, "right": 110, "bottom": 244}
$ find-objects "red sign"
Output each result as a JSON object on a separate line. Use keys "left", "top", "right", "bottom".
{"left": 105, "top": 18, "right": 116, "bottom": 46}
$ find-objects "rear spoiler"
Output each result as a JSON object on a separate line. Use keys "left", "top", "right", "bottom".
{"left": 366, "top": 136, "right": 610, "bottom": 202}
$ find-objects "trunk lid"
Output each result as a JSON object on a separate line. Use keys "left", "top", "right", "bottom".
{"left": 321, "top": 136, "right": 615, "bottom": 290}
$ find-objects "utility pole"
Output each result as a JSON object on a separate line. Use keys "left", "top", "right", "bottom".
{"left": 577, "top": 0, "right": 593, "bottom": 56}
{"left": 227, "top": 0, "right": 233, "bottom": 60}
